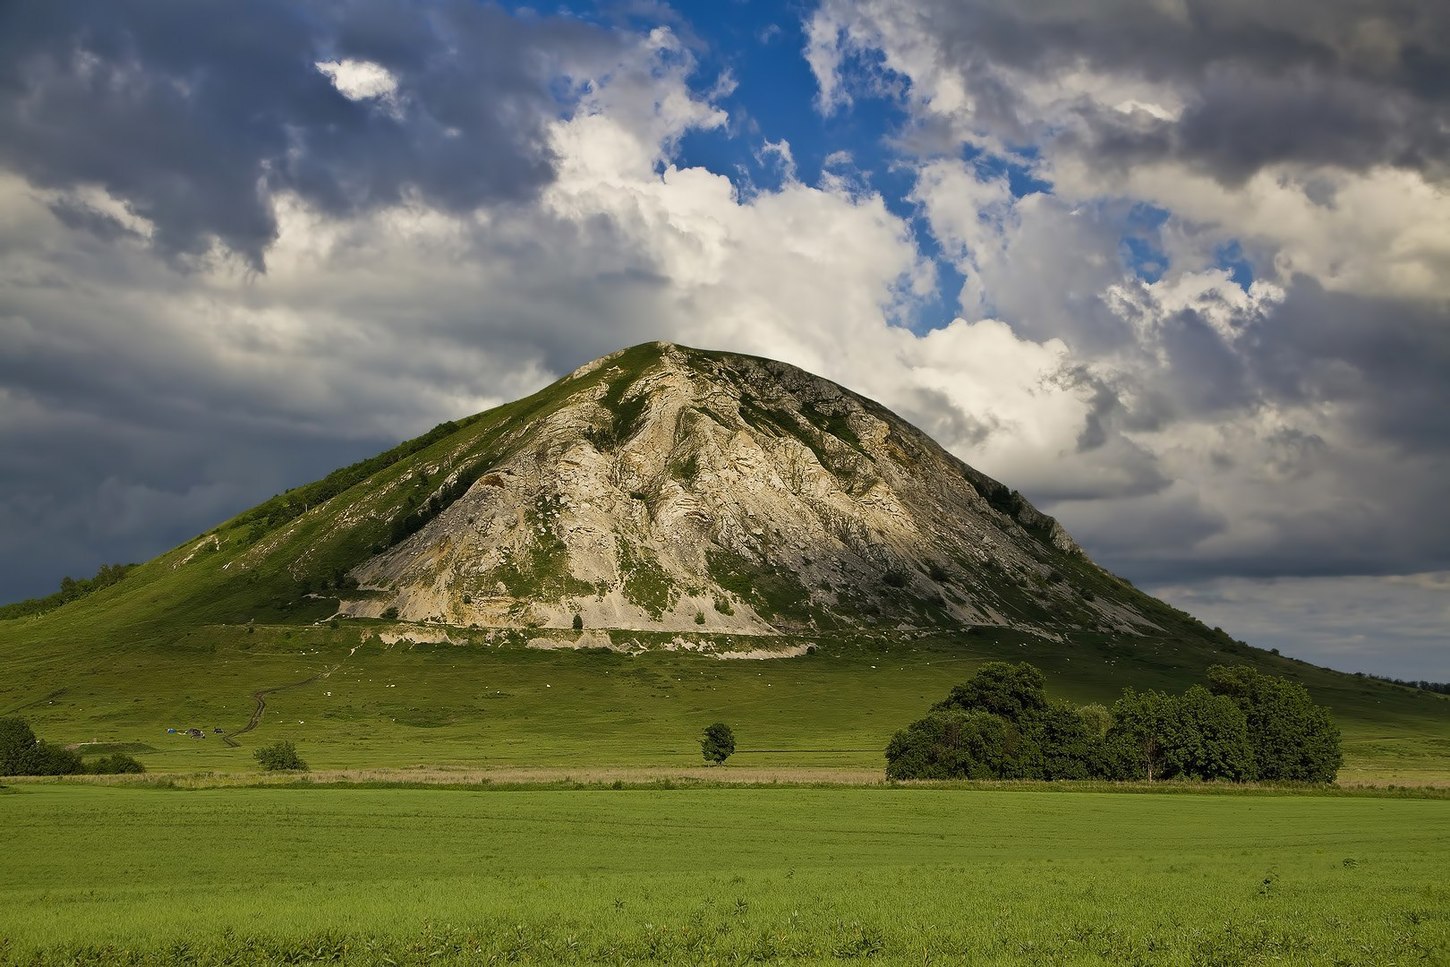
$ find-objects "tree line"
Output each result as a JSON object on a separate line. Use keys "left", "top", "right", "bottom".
{"left": 886, "top": 662, "right": 1341, "bottom": 783}
{"left": 0, "top": 562, "right": 135, "bottom": 621}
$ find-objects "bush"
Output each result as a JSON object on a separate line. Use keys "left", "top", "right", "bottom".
{"left": 0, "top": 717, "right": 37, "bottom": 775}
{"left": 572, "top": 612, "right": 583, "bottom": 631}
{"left": 700, "top": 722, "right": 736, "bottom": 764}
{"left": 380, "top": 606, "right": 400, "bottom": 620}
{"left": 1208, "top": 665, "right": 1342, "bottom": 782}
{"left": 935, "top": 662, "right": 1049, "bottom": 722}
{"left": 0, "top": 718, "right": 84, "bottom": 776}
{"left": 26, "top": 741, "right": 84, "bottom": 776}
{"left": 886, "top": 709, "right": 1014, "bottom": 780}
{"left": 86, "top": 753, "right": 145, "bottom": 774}
{"left": 1107, "top": 687, "right": 1254, "bottom": 782}
{"left": 254, "top": 740, "right": 308, "bottom": 772}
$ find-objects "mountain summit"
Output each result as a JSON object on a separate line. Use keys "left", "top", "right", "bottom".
{"left": 213, "top": 340, "right": 1157, "bottom": 636}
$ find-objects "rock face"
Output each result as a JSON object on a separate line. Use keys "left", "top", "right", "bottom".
{"left": 331, "top": 342, "right": 1161, "bottom": 637}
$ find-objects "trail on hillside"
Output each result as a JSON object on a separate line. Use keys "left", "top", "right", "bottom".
{"left": 221, "top": 665, "right": 340, "bottom": 748}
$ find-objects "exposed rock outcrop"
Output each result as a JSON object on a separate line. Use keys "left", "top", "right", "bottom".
{"left": 331, "top": 342, "right": 1156, "bottom": 637}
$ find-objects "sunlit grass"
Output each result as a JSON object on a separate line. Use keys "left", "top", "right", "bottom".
{"left": 1, "top": 784, "right": 1446, "bottom": 964}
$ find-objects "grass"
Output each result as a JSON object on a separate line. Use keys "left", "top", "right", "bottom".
{"left": 2, "top": 619, "right": 1446, "bottom": 783}
{"left": 1, "top": 783, "right": 1446, "bottom": 964}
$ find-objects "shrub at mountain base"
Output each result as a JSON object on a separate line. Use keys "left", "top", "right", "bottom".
{"left": 254, "top": 740, "right": 308, "bottom": 772}
{"left": 885, "top": 662, "right": 1340, "bottom": 783}
{"left": 85, "top": 753, "right": 146, "bottom": 775}
{"left": 1, "top": 717, "right": 148, "bottom": 776}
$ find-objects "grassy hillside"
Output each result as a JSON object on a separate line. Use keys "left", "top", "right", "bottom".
{"left": 1, "top": 613, "right": 1445, "bottom": 782}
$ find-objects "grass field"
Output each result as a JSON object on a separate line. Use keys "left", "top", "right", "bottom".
{"left": 1, "top": 783, "right": 1447, "bottom": 965}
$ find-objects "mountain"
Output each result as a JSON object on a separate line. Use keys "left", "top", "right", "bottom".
{"left": 97, "top": 340, "right": 1188, "bottom": 638}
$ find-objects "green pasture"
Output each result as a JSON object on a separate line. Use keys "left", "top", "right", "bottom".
{"left": 2, "top": 618, "right": 1448, "bottom": 781}
{"left": 1, "top": 783, "right": 1447, "bottom": 965}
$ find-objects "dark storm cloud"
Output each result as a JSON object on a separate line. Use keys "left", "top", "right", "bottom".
{"left": 0, "top": 0, "right": 620, "bottom": 269}
{"left": 1253, "top": 280, "right": 1450, "bottom": 450}
{"left": 856, "top": 0, "right": 1450, "bottom": 181}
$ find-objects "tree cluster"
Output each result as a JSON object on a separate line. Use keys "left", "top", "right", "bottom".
{"left": 1353, "top": 671, "right": 1450, "bottom": 696}
{"left": 0, "top": 718, "right": 145, "bottom": 776}
{"left": 885, "top": 662, "right": 1341, "bottom": 784}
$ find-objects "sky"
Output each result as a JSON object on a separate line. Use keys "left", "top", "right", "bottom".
{"left": 1, "top": 0, "right": 1447, "bottom": 679}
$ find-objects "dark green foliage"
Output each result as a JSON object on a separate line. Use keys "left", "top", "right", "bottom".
{"left": 254, "top": 741, "right": 308, "bottom": 772}
{"left": 889, "top": 662, "right": 1324, "bottom": 784}
{"left": 885, "top": 709, "right": 1013, "bottom": 780}
{"left": 0, "top": 717, "right": 37, "bottom": 774}
{"left": 572, "top": 613, "right": 583, "bottom": 631}
{"left": 1108, "top": 688, "right": 1185, "bottom": 782}
{"left": 0, "top": 562, "right": 135, "bottom": 620}
{"left": 892, "top": 663, "right": 1116, "bottom": 781}
{"left": 85, "top": 753, "right": 145, "bottom": 774}
{"left": 1108, "top": 687, "right": 1255, "bottom": 781}
{"left": 934, "top": 662, "right": 1049, "bottom": 722}
{"left": 700, "top": 722, "right": 736, "bottom": 764}
{"left": 0, "top": 717, "right": 84, "bottom": 776}
{"left": 25, "top": 741, "right": 84, "bottom": 776}
{"left": 1208, "top": 665, "right": 1343, "bottom": 782}
{"left": 380, "top": 606, "right": 400, "bottom": 620}
{"left": 1024, "top": 701, "right": 1098, "bottom": 780}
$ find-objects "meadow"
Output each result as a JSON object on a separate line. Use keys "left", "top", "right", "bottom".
{"left": 1, "top": 783, "right": 1447, "bottom": 965}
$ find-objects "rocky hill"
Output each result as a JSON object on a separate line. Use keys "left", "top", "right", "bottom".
{"left": 6, "top": 341, "right": 1212, "bottom": 642}
{"left": 193, "top": 341, "right": 1164, "bottom": 637}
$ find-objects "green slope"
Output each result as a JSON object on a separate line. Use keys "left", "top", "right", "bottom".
{"left": 1, "top": 342, "right": 1446, "bottom": 780}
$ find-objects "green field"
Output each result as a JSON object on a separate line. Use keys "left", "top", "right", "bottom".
{"left": 2, "top": 783, "right": 1447, "bottom": 965}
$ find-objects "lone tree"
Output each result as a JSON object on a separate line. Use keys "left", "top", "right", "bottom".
{"left": 701, "top": 722, "right": 736, "bottom": 765}
{"left": 254, "top": 740, "right": 308, "bottom": 772}
{"left": 572, "top": 612, "right": 584, "bottom": 631}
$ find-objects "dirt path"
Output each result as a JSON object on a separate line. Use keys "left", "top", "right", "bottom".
{"left": 221, "top": 672, "right": 329, "bottom": 748}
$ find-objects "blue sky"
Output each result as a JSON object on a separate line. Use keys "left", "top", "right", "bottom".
{"left": 1, "top": 0, "right": 1447, "bottom": 677}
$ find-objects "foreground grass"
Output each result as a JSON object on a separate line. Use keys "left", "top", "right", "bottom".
{"left": 2, "top": 784, "right": 1447, "bottom": 965}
